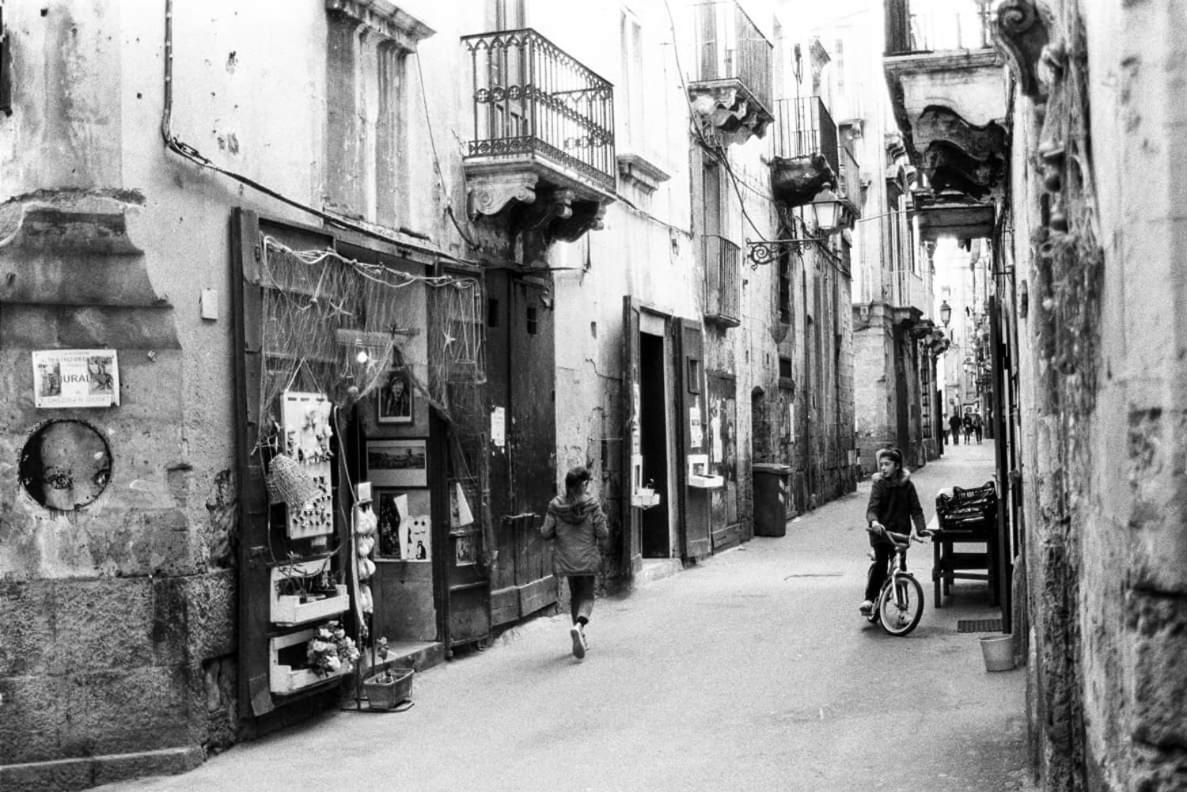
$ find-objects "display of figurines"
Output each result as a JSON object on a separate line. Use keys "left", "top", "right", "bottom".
{"left": 356, "top": 501, "right": 378, "bottom": 615}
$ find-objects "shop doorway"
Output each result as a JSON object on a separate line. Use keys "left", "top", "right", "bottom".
{"left": 639, "top": 330, "right": 670, "bottom": 558}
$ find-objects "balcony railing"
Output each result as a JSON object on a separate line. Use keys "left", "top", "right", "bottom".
{"left": 703, "top": 234, "right": 741, "bottom": 327}
{"left": 886, "top": 0, "right": 993, "bottom": 55}
{"left": 692, "top": 1, "right": 772, "bottom": 114}
{"left": 461, "top": 28, "right": 616, "bottom": 192}
{"left": 773, "top": 96, "right": 839, "bottom": 176}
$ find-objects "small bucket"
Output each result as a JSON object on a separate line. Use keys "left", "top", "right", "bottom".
{"left": 980, "top": 635, "right": 1014, "bottom": 672}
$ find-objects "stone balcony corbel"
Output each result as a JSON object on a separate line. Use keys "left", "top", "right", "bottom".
{"left": 467, "top": 173, "right": 539, "bottom": 221}
{"left": 992, "top": 0, "right": 1059, "bottom": 103}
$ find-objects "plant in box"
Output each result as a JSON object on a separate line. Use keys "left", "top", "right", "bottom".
{"left": 363, "top": 636, "right": 414, "bottom": 711}
{"left": 306, "top": 620, "right": 359, "bottom": 676}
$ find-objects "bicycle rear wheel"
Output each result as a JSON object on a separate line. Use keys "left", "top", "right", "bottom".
{"left": 879, "top": 574, "right": 924, "bottom": 636}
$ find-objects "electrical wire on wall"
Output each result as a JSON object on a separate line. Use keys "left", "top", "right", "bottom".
{"left": 411, "top": 49, "right": 480, "bottom": 251}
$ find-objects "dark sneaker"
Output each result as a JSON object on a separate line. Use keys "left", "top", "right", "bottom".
{"left": 859, "top": 600, "right": 874, "bottom": 616}
{"left": 570, "top": 625, "right": 586, "bottom": 659}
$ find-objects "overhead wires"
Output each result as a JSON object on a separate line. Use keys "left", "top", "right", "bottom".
{"left": 661, "top": 0, "right": 779, "bottom": 243}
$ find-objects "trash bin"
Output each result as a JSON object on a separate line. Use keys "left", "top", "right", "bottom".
{"left": 752, "top": 463, "right": 792, "bottom": 537}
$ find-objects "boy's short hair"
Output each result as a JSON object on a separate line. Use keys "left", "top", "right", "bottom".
{"left": 876, "top": 447, "right": 903, "bottom": 467}
{"left": 565, "top": 466, "right": 592, "bottom": 492}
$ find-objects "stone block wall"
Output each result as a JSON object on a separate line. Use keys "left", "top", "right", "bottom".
{"left": 1008, "top": 2, "right": 1187, "bottom": 789}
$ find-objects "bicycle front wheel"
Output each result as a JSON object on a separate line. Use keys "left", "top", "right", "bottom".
{"left": 879, "top": 574, "right": 924, "bottom": 636}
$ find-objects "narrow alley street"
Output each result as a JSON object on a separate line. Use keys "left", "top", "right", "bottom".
{"left": 98, "top": 441, "right": 1031, "bottom": 792}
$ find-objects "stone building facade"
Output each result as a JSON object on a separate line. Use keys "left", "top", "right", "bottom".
{"left": 0, "top": 1, "right": 859, "bottom": 789}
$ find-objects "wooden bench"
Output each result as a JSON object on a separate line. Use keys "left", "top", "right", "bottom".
{"left": 933, "top": 482, "right": 998, "bottom": 608}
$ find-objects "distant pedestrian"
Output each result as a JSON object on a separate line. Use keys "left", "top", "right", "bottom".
{"left": 540, "top": 466, "right": 608, "bottom": 659}
{"left": 963, "top": 413, "right": 974, "bottom": 444}
{"left": 973, "top": 412, "right": 984, "bottom": 444}
{"left": 860, "top": 447, "right": 928, "bottom": 616}
{"left": 948, "top": 413, "right": 962, "bottom": 445}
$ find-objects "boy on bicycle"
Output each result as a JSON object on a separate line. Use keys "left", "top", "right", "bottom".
{"left": 860, "top": 447, "right": 928, "bottom": 616}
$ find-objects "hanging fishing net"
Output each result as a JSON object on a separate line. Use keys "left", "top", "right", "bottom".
{"left": 256, "top": 237, "right": 485, "bottom": 444}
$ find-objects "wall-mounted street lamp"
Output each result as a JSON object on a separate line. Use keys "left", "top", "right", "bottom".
{"left": 746, "top": 189, "right": 854, "bottom": 268}
{"left": 939, "top": 300, "right": 952, "bottom": 327}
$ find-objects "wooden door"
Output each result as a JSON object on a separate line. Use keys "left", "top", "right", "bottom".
{"left": 677, "top": 319, "right": 710, "bottom": 560}
{"left": 487, "top": 272, "right": 557, "bottom": 625}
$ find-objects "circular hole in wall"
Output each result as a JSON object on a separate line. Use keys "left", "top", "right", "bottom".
{"left": 18, "top": 420, "right": 113, "bottom": 511}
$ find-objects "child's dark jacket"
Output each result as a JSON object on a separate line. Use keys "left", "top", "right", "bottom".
{"left": 865, "top": 471, "right": 925, "bottom": 546}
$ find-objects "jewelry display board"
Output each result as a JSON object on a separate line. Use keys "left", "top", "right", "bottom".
{"left": 280, "top": 391, "right": 334, "bottom": 539}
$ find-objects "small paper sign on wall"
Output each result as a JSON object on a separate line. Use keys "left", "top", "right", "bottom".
{"left": 32, "top": 350, "right": 120, "bottom": 408}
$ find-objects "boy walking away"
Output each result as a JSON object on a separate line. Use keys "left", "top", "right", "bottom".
{"left": 540, "top": 466, "right": 608, "bottom": 659}
{"left": 860, "top": 447, "right": 928, "bottom": 616}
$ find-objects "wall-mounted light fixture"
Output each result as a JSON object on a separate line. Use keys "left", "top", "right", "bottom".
{"left": 939, "top": 299, "right": 952, "bottom": 327}
{"left": 746, "top": 189, "right": 854, "bottom": 268}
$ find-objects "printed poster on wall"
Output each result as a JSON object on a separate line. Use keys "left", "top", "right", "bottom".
{"left": 32, "top": 349, "right": 120, "bottom": 408}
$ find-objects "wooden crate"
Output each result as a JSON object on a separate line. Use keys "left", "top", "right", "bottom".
{"left": 269, "top": 559, "right": 349, "bottom": 626}
{"left": 269, "top": 628, "right": 351, "bottom": 695}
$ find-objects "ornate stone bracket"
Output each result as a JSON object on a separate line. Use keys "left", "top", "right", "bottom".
{"left": 916, "top": 106, "right": 1008, "bottom": 161}
{"left": 922, "top": 143, "right": 1005, "bottom": 198}
{"left": 518, "top": 187, "right": 575, "bottom": 232}
{"left": 551, "top": 200, "right": 607, "bottom": 243}
{"left": 689, "top": 87, "right": 773, "bottom": 145}
{"left": 992, "top": 0, "right": 1058, "bottom": 101}
{"left": 467, "top": 173, "right": 538, "bottom": 220}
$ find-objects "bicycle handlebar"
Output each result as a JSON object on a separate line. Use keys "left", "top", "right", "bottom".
{"left": 868, "top": 525, "right": 933, "bottom": 549}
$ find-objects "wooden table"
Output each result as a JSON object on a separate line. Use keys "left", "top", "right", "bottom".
{"left": 933, "top": 483, "right": 998, "bottom": 608}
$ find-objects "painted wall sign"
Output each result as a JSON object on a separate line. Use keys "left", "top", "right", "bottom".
{"left": 32, "top": 349, "right": 120, "bottom": 408}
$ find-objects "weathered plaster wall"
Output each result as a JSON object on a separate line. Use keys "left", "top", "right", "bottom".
{"left": 1, "top": 0, "right": 468, "bottom": 784}
{"left": 1013, "top": 2, "right": 1187, "bottom": 790}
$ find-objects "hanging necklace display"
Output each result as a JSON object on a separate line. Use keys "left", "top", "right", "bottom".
{"left": 278, "top": 391, "right": 335, "bottom": 540}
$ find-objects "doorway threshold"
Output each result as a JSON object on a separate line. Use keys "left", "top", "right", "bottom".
{"left": 635, "top": 558, "right": 683, "bottom": 587}
{"left": 361, "top": 640, "right": 446, "bottom": 676}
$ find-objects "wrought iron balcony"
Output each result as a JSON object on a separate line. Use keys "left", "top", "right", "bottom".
{"left": 688, "top": 1, "right": 773, "bottom": 143}
{"left": 703, "top": 234, "right": 741, "bottom": 328}
{"left": 461, "top": 28, "right": 615, "bottom": 241}
{"left": 767, "top": 96, "right": 856, "bottom": 212}
{"left": 885, "top": 0, "right": 993, "bottom": 55}
{"left": 774, "top": 97, "right": 838, "bottom": 176}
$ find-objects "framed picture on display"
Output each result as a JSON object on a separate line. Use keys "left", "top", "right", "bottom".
{"left": 377, "top": 369, "right": 413, "bottom": 424}
{"left": 366, "top": 439, "right": 428, "bottom": 488}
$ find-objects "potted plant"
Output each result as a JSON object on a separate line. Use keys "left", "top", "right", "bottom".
{"left": 362, "top": 636, "right": 414, "bottom": 711}
{"left": 305, "top": 620, "right": 360, "bottom": 677}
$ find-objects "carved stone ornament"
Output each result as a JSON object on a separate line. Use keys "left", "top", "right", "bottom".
{"left": 519, "top": 187, "right": 575, "bottom": 232}
{"left": 551, "top": 200, "right": 607, "bottom": 243}
{"left": 992, "top": 0, "right": 1057, "bottom": 101}
{"left": 689, "top": 88, "right": 772, "bottom": 144}
{"left": 467, "top": 173, "right": 538, "bottom": 220}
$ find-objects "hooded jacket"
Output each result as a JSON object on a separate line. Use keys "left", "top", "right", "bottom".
{"left": 865, "top": 469, "right": 926, "bottom": 546}
{"left": 540, "top": 493, "right": 608, "bottom": 576}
